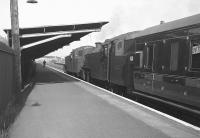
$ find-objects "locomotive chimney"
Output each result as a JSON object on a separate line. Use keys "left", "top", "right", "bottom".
{"left": 160, "top": 20, "right": 165, "bottom": 24}
{"left": 95, "top": 42, "right": 102, "bottom": 48}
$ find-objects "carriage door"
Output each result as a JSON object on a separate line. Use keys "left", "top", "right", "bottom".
{"left": 131, "top": 51, "right": 144, "bottom": 91}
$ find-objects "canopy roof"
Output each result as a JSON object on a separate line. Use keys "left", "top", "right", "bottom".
{"left": 4, "top": 22, "right": 108, "bottom": 60}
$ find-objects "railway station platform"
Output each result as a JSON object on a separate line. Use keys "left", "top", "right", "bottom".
{"left": 9, "top": 64, "right": 200, "bottom": 138}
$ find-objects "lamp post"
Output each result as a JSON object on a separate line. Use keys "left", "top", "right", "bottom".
{"left": 10, "top": 0, "right": 21, "bottom": 93}
{"left": 10, "top": 0, "right": 38, "bottom": 93}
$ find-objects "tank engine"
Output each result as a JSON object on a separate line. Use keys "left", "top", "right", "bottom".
{"left": 64, "top": 46, "right": 94, "bottom": 78}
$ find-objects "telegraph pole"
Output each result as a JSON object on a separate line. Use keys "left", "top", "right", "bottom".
{"left": 10, "top": 0, "right": 22, "bottom": 93}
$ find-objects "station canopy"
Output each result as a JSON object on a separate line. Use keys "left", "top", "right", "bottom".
{"left": 4, "top": 22, "right": 108, "bottom": 60}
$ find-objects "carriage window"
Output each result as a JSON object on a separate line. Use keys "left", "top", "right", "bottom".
{"left": 74, "top": 51, "right": 78, "bottom": 57}
{"left": 191, "top": 39, "right": 200, "bottom": 69}
{"left": 136, "top": 43, "right": 145, "bottom": 51}
{"left": 135, "top": 51, "right": 143, "bottom": 68}
{"left": 189, "top": 28, "right": 200, "bottom": 35}
{"left": 136, "top": 43, "right": 146, "bottom": 68}
{"left": 153, "top": 41, "right": 164, "bottom": 72}
{"left": 170, "top": 42, "right": 179, "bottom": 71}
{"left": 146, "top": 44, "right": 153, "bottom": 68}
{"left": 70, "top": 54, "right": 73, "bottom": 59}
{"left": 117, "top": 42, "right": 122, "bottom": 50}
{"left": 115, "top": 41, "right": 124, "bottom": 56}
{"left": 104, "top": 45, "right": 108, "bottom": 56}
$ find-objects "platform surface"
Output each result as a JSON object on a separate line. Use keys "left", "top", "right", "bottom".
{"left": 9, "top": 64, "right": 200, "bottom": 138}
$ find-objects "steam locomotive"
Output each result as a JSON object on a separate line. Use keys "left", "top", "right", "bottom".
{"left": 64, "top": 14, "right": 200, "bottom": 109}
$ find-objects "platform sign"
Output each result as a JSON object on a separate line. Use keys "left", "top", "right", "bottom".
{"left": 192, "top": 44, "right": 200, "bottom": 54}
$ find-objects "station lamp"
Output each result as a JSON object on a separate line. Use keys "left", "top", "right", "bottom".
{"left": 27, "top": 0, "right": 38, "bottom": 3}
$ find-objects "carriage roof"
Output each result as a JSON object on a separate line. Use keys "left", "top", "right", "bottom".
{"left": 126, "top": 13, "right": 200, "bottom": 40}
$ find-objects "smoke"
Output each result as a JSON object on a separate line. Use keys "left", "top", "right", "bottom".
{"left": 96, "top": 6, "right": 125, "bottom": 41}
{"left": 95, "top": 0, "right": 199, "bottom": 43}
{"left": 48, "top": 0, "right": 200, "bottom": 57}
{"left": 187, "top": 0, "right": 200, "bottom": 14}
{"left": 0, "top": 30, "right": 8, "bottom": 45}
{"left": 94, "top": 0, "right": 158, "bottom": 42}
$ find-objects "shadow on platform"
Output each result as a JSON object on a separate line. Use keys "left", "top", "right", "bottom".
{"left": 34, "top": 64, "right": 79, "bottom": 84}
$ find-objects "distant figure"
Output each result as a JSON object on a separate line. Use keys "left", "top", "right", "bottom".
{"left": 43, "top": 60, "right": 46, "bottom": 67}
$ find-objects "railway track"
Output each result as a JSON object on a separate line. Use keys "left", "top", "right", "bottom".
{"left": 125, "top": 92, "right": 200, "bottom": 127}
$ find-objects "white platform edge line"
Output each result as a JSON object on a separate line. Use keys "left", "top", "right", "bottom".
{"left": 47, "top": 65, "right": 200, "bottom": 131}
{"left": 21, "top": 82, "right": 33, "bottom": 93}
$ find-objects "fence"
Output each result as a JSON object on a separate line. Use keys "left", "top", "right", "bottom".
{"left": 0, "top": 41, "right": 14, "bottom": 113}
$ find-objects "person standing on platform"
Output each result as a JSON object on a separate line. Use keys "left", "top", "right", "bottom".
{"left": 43, "top": 60, "right": 46, "bottom": 68}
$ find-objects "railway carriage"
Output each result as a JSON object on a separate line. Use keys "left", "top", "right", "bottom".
{"left": 128, "top": 14, "right": 200, "bottom": 109}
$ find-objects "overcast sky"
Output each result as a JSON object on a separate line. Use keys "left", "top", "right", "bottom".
{"left": 1, "top": 0, "right": 200, "bottom": 57}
